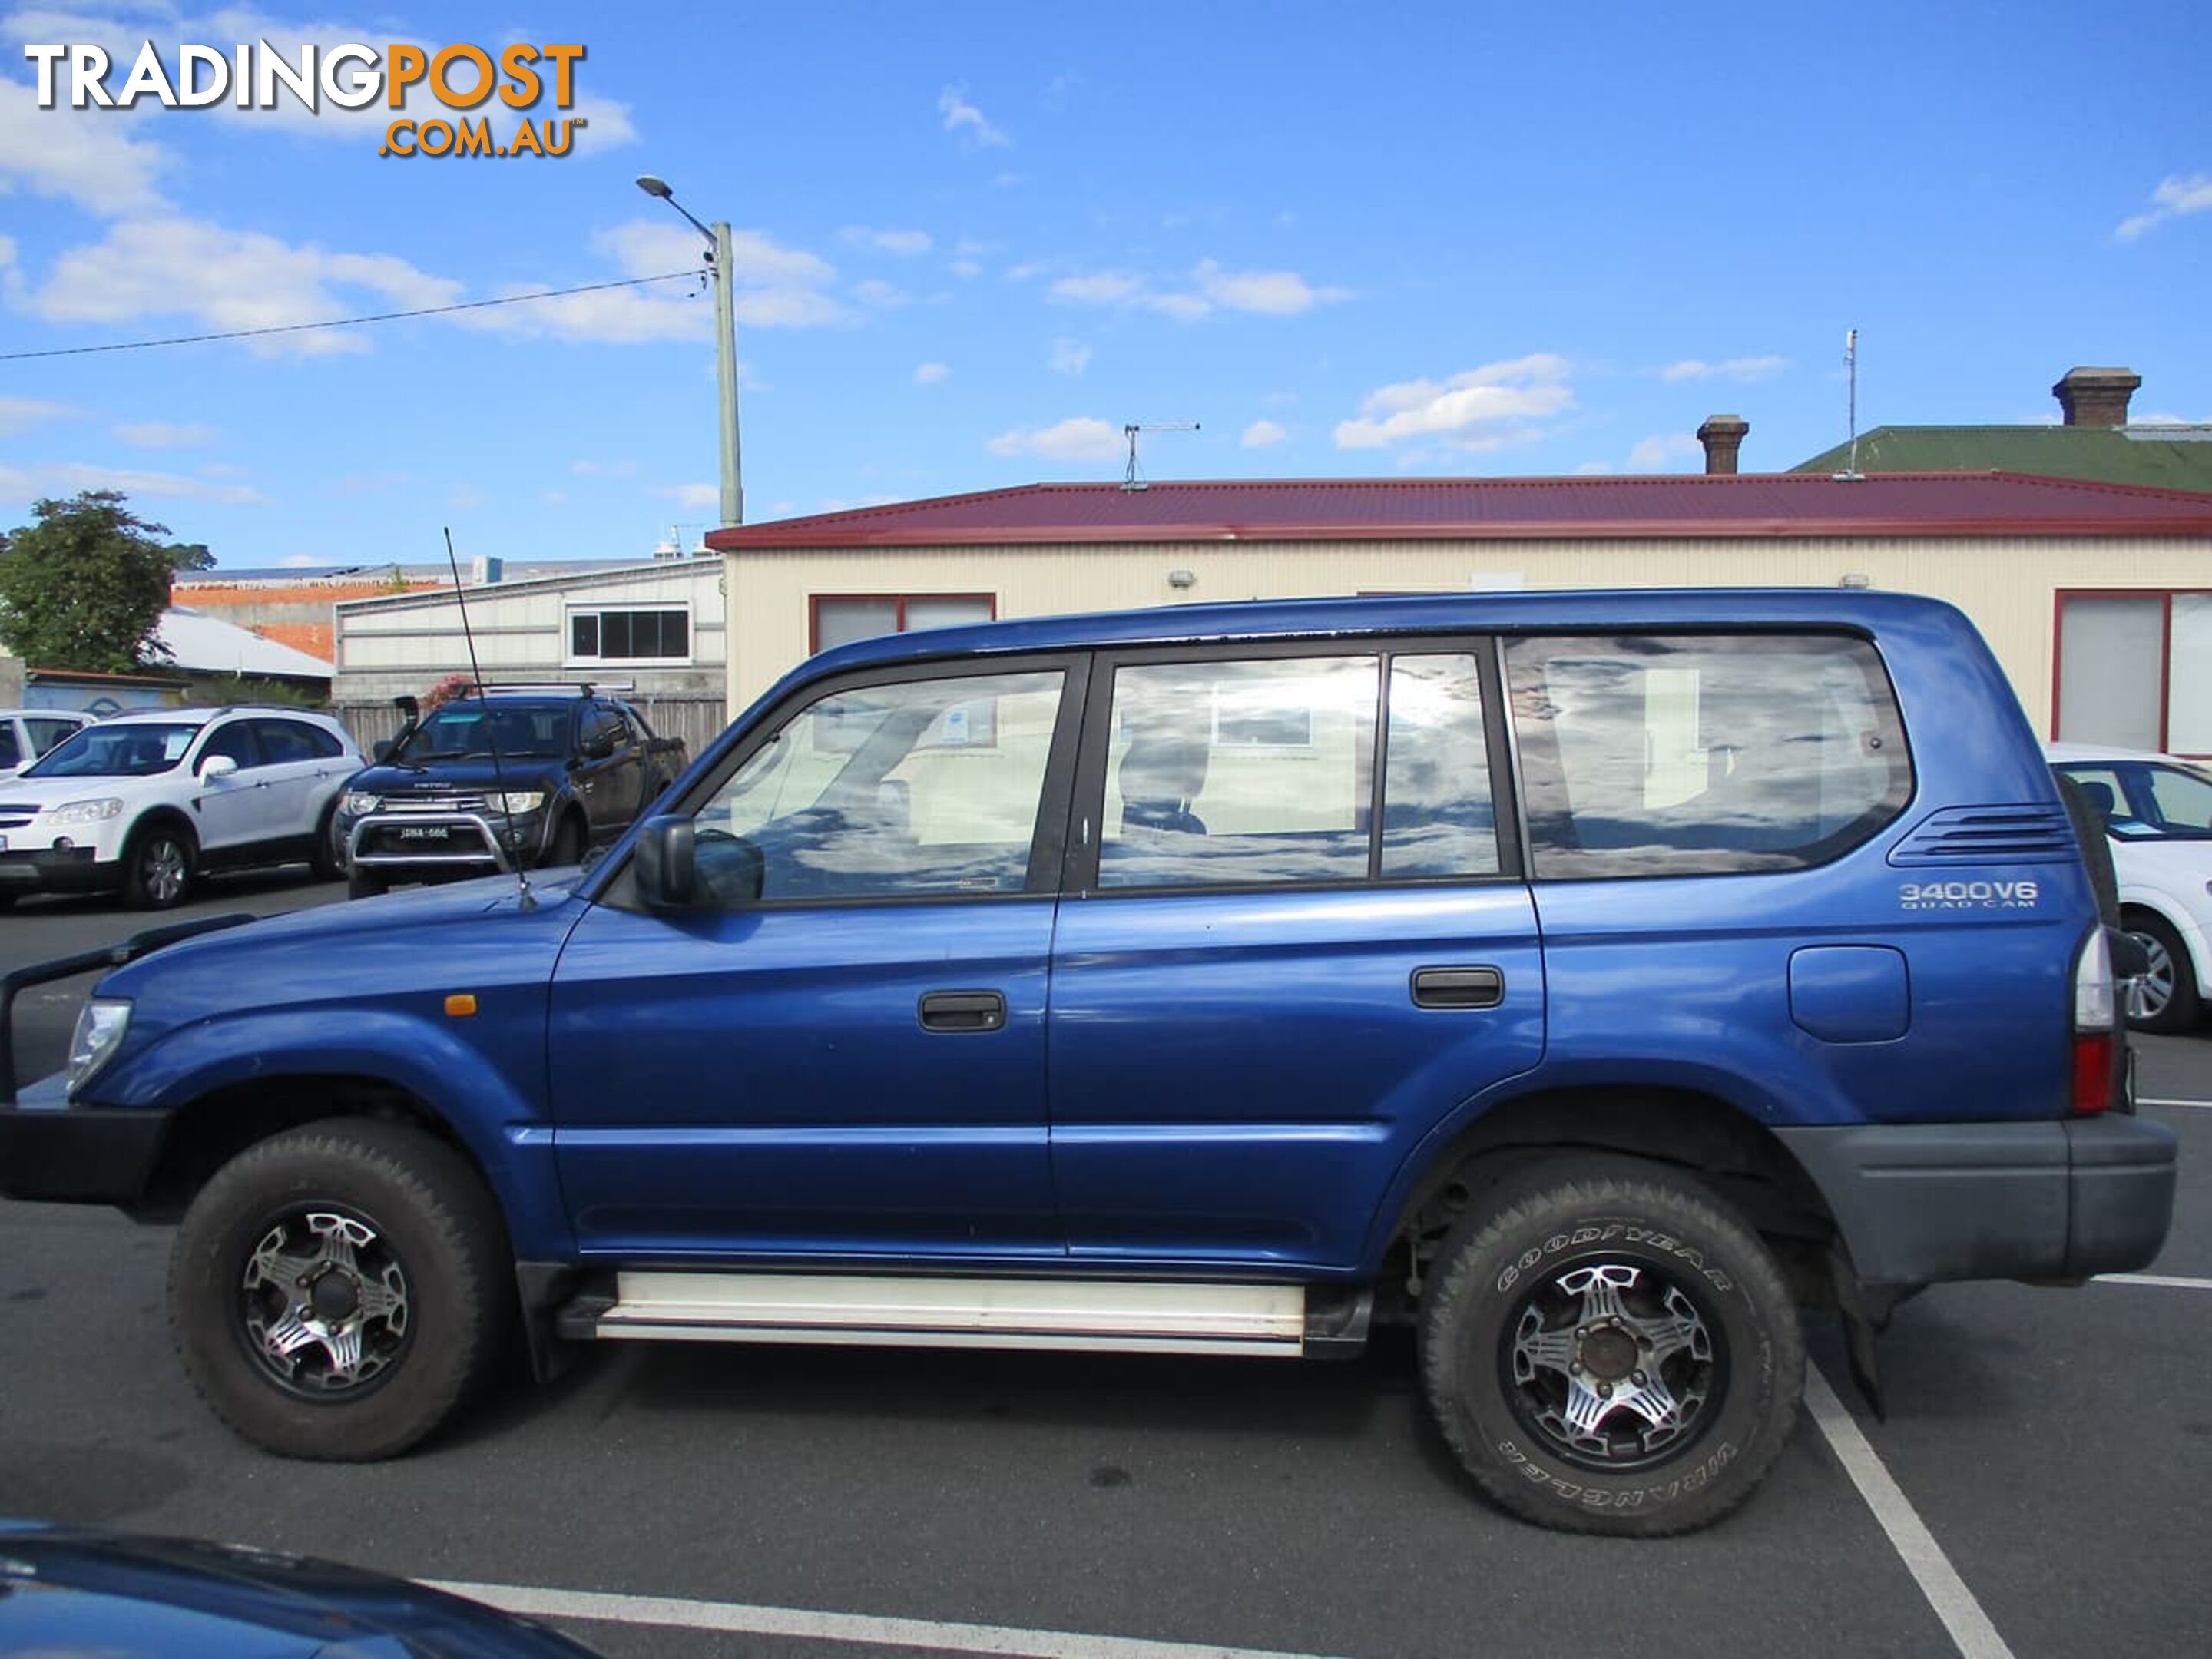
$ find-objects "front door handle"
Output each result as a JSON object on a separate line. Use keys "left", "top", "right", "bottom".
{"left": 918, "top": 989, "right": 1007, "bottom": 1033}
{"left": 1411, "top": 966, "right": 1505, "bottom": 1010}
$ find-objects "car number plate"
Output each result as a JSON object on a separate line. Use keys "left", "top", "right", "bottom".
{"left": 398, "top": 826, "right": 452, "bottom": 843}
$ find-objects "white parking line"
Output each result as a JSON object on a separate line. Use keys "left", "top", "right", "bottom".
{"left": 423, "top": 1580, "right": 1346, "bottom": 1659}
{"left": 2138, "top": 1097, "right": 2211, "bottom": 1109}
{"left": 2097, "top": 1273, "right": 2212, "bottom": 1291}
{"left": 1802, "top": 1366, "right": 2014, "bottom": 1659}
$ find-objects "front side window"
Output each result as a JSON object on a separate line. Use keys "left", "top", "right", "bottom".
{"left": 1507, "top": 633, "right": 1912, "bottom": 879}
{"left": 0, "top": 725, "right": 19, "bottom": 770}
{"left": 696, "top": 668, "right": 1065, "bottom": 903}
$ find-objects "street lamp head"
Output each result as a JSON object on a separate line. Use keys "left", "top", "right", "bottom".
{"left": 634, "top": 174, "right": 673, "bottom": 199}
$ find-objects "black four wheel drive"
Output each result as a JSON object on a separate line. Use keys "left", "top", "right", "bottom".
{"left": 333, "top": 687, "right": 687, "bottom": 896}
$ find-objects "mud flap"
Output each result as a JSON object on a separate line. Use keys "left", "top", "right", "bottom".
{"left": 1827, "top": 1246, "right": 1888, "bottom": 1422}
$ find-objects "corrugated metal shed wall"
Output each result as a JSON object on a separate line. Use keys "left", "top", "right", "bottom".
{"left": 721, "top": 535, "right": 2212, "bottom": 727}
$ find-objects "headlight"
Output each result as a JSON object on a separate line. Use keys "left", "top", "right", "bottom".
{"left": 491, "top": 792, "right": 546, "bottom": 813}
{"left": 49, "top": 797, "right": 123, "bottom": 826}
{"left": 340, "top": 791, "right": 382, "bottom": 816}
{"left": 68, "top": 998, "right": 131, "bottom": 1092}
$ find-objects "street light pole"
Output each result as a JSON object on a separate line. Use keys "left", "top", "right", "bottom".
{"left": 708, "top": 220, "right": 741, "bottom": 528}
{"left": 635, "top": 174, "right": 743, "bottom": 527}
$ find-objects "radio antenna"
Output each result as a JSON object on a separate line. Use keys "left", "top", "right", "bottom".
{"left": 1833, "top": 329, "right": 1865, "bottom": 482}
{"left": 1122, "top": 421, "right": 1200, "bottom": 491}
{"left": 443, "top": 527, "right": 534, "bottom": 910}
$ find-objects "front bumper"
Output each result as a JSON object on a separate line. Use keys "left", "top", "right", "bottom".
{"left": 0, "top": 1075, "right": 170, "bottom": 1206}
{"left": 1777, "top": 1115, "right": 2178, "bottom": 1290}
{"left": 346, "top": 810, "right": 530, "bottom": 873}
{"left": 0, "top": 847, "right": 116, "bottom": 895}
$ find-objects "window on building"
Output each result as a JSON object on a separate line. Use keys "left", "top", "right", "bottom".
{"left": 2055, "top": 591, "right": 2212, "bottom": 757}
{"left": 1506, "top": 633, "right": 1912, "bottom": 879}
{"left": 569, "top": 607, "right": 691, "bottom": 664}
{"left": 812, "top": 594, "right": 995, "bottom": 654}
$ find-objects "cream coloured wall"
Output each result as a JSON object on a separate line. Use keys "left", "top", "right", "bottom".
{"left": 721, "top": 535, "right": 2212, "bottom": 733}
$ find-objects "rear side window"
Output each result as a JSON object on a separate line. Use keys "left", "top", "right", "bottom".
{"left": 26, "top": 718, "right": 79, "bottom": 757}
{"left": 1506, "top": 633, "right": 1911, "bottom": 878}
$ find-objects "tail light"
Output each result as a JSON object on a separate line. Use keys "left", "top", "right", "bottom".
{"left": 2071, "top": 927, "right": 2115, "bottom": 1114}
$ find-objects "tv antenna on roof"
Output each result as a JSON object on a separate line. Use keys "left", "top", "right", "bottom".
{"left": 1122, "top": 421, "right": 1200, "bottom": 491}
{"left": 1833, "top": 329, "right": 1865, "bottom": 482}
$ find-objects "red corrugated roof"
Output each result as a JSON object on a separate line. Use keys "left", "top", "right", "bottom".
{"left": 706, "top": 471, "right": 2212, "bottom": 550}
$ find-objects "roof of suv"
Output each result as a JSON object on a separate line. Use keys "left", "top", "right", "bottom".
{"left": 94, "top": 706, "right": 342, "bottom": 727}
{"left": 797, "top": 584, "right": 1969, "bottom": 683}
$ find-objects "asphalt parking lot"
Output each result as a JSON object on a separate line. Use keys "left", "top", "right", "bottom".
{"left": 2, "top": 876, "right": 2207, "bottom": 1658}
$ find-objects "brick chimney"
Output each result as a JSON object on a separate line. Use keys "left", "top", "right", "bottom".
{"left": 2052, "top": 366, "right": 2141, "bottom": 427}
{"left": 1696, "top": 414, "right": 1750, "bottom": 475}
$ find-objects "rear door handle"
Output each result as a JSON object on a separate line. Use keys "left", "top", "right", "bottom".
{"left": 1411, "top": 966, "right": 1505, "bottom": 1010}
{"left": 918, "top": 989, "right": 1007, "bottom": 1033}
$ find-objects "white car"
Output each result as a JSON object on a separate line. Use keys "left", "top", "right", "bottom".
{"left": 0, "top": 707, "right": 362, "bottom": 909}
{"left": 2048, "top": 741, "right": 2212, "bottom": 1033}
{"left": 0, "top": 708, "right": 93, "bottom": 782}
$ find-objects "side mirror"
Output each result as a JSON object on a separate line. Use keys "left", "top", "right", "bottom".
{"left": 2108, "top": 926, "right": 2151, "bottom": 981}
{"left": 634, "top": 815, "right": 697, "bottom": 909}
{"left": 581, "top": 727, "right": 618, "bottom": 761}
{"left": 199, "top": 753, "right": 239, "bottom": 780}
{"left": 372, "top": 740, "right": 394, "bottom": 763}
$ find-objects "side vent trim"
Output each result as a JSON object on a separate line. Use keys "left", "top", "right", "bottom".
{"left": 1889, "top": 804, "right": 2078, "bottom": 867}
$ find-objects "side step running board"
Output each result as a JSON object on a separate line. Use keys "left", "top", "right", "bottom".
{"left": 561, "top": 1272, "right": 1371, "bottom": 1359}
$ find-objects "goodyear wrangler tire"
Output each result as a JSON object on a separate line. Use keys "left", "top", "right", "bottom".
{"left": 1419, "top": 1157, "right": 1803, "bottom": 1536}
{"left": 169, "top": 1118, "right": 512, "bottom": 1461}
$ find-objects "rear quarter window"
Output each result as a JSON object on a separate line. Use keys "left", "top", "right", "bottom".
{"left": 1506, "top": 632, "right": 1912, "bottom": 879}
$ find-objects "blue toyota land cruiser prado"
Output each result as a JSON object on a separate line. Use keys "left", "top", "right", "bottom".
{"left": 0, "top": 589, "right": 2177, "bottom": 1535}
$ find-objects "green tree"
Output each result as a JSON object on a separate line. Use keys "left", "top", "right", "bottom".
{"left": 0, "top": 491, "right": 197, "bottom": 673}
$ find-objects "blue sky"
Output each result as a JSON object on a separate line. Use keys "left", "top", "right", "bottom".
{"left": 2, "top": 2, "right": 2207, "bottom": 571}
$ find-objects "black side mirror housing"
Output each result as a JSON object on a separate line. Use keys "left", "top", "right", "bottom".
{"left": 580, "top": 729, "right": 618, "bottom": 761}
{"left": 2108, "top": 926, "right": 2151, "bottom": 981}
{"left": 634, "top": 815, "right": 697, "bottom": 909}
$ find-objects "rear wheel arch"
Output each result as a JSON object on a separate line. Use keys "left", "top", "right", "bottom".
{"left": 1383, "top": 1086, "right": 1840, "bottom": 1305}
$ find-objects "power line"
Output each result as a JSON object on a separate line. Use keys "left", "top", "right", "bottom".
{"left": 0, "top": 269, "right": 707, "bottom": 363}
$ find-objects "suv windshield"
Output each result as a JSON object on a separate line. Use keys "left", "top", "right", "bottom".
{"left": 22, "top": 723, "right": 197, "bottom": 779}
{"left": 393, "top": 700, "right": 569, "bottom": 761}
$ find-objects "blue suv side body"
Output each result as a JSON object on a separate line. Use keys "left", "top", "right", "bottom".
{"left": 0, "top": 587, "right": 2177, "bottom": 1534}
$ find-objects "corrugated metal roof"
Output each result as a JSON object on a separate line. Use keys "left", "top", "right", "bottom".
{"left": 1793, "top": 426, "right": 2212, "bottom": 492}
{"left": 707, "top": 471, "right": 2212, "bottom": 551}
{"left": 153, "top": 607, "right": 334, "bottom": 680}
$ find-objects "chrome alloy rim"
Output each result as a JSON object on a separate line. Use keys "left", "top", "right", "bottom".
{"left": 238, "top": 1210, "right": 411, "bottom": 1396}
{"left": 2126, "top": 931, "right": 2174, "bottom": 1022}
{"left": 142, "top": 838, "right": 187, "bottom": 905}
{"left": 1504, "top": 1260, "right": 1720, "bottom": 1470}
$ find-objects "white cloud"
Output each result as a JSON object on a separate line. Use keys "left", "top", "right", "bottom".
{"left": 1005, "top": 260, "right": 1048, "bottom": 282}
{"left": 843, "top": 226, "right": 932, "bottom": 256}
{"left": 0, "top": 72, "right": 171, "bottom": 214}
{"left": 0, "top": 459, "right": 266, "bottom": 503}
{"left": 1241, "top": 419, "right": 1287, "bottom": 449}
{"left": 852, "top": 278, "right": 909, "bottom": 309}
{"left": 1573, "top": 460, "right": 1617, "bottom": 475}
{"left": 2117, "top": 174, "right": 2212, "bottom": 240}
{"left": 1661, "top": 356, "right": 1790, "bottom": 383}
{"left": 1049, "top": 260, "right": 1346, "bottom": 321}
{"left": 0, "top": 395, "right": 84, "bottom": 435}
{"left": 1628, "top": 432, "right": 1704, "bottom": 471}
{"left": 949, "top": 260, "right": 982, "bottom": 279}
{"left": 448, "top": 483, "right": 487, "bottom": 511}
{"left": 914, "top": 361, "right": 949, "bottom": 386}
{"left": 1048, "top": 337, "right": 1091, "bottom": 376}
{"left": 25, "top": 215, "right": 460, "bottom": 356}
{"left": 1193, "top": 259, "right": 1349, "bottom": 316}
{"left": 660, "top": 482, "right": 718, "bottom": 509}
{"left": 2132, "top": 411, "right": 2211, "bottom": 426}
{"left": 938, "top": 84, "right": 1009, "bottom": 147}
{"left": 987, "top": 416, "right": 1123, "bottom": 462}
{"left": 1334, "top": 353, "right": 1576, "bottom": 450}
{"left": 113, "top": 419, "right": 219, "bottom": 445}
